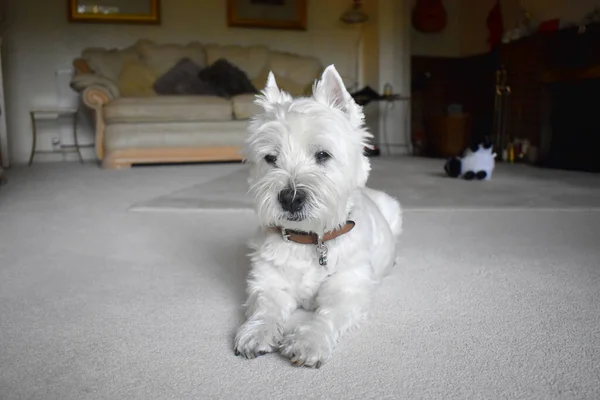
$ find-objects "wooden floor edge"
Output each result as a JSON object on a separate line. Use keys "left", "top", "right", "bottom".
{"left": 102, "top": 147, "right": 244, "bottom": 169}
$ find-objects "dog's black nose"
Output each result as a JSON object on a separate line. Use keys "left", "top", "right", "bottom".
{"left": 278, "top": 189, "right": 306, "bottom": 213}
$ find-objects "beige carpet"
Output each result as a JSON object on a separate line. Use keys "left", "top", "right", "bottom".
{"left": 0, "top": 159, "right": 599, "bottom": 400}
{"left": 130, "top": 157, "right": 600, "bottom": 212}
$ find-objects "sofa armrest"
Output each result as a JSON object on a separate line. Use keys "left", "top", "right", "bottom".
{"left": 81, "top": 86, "right": 114, "bottom": 160}
{"left": 71, "top": 73, "right": 121, "bottom": 99}
{"left": 82, "top": 85, "right": 114, "bottom": 108}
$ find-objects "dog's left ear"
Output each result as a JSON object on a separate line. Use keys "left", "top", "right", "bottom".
{"left": 313, "top": 65, "right": 362, "bottom": 123}
{"left": 254, "top": 71, "right": 292, "bottom": 111}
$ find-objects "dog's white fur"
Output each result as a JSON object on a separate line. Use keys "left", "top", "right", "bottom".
{"left": 234, "top": 65, "right": 402, "bottom": 368}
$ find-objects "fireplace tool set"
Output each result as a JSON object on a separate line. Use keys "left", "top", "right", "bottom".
{"left": 492, "top": 65, "right": 511, "bottom": 160}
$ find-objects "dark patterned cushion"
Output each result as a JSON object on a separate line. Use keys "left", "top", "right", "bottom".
{"left": 197, "top": 59, "right": 258, "bottom": 98}
{"left": 153, "top": 58, "right": 224, "bottom": 96}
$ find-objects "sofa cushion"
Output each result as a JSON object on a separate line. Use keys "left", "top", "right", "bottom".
{"left": 232, "top": 94, "right": 261, "bottom": 120}
{"left": 82, "top": 45, "right": 140, "bottom": 82}
{"left": 204, "top": 44, "right": 269, "bottom": 80}
{"left": 268, "top": 51, "right": 322, "bottom": 86}
{"left": 252, "top": 69, "right": 312, "bottom": 98}
{"left": 104, "top": 96, "right": 233, "bottom": 123}
{"left": 118, "top": 59, "right": 158, "bottom": 97}
{"left": 73, "top": 58, "right": 93, "bottom": 74}
{"left": 104, "top": 121, "right": 248, "bottom": 150}
{"left": 135, "top": 39, "right": 207, "bottom": 77}
{"left": 153, "top": 58, "right": 224, "bottom": 96}
{"left": 198, "top": 59, "right": 258, "bottom": 98}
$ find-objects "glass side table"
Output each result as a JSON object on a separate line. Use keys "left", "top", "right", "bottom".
{"left": 28, "top": 108, "right": 84, "bottom": 166}
{"left": 351, "top": 88, "right": 412, "bottom": 155}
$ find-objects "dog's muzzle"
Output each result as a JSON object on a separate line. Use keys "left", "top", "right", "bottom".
{"left": 278, "top": 188, "right": 306, "bottom": 215}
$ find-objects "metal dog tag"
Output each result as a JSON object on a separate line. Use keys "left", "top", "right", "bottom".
{"left": 316, "top": 236, "right": 328, "bottom": 267}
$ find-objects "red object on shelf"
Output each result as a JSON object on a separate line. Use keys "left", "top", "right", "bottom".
{"left": 538, "top": 19, "right": 560, "bottom": 33}
{"left": 412, "top": 0, "right": 448, "bottom": 33}
{"left": 486, "top": 0, "right": 504, "bottom": 51}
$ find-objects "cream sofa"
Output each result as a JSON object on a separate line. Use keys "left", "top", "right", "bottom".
{"left": 71, "top": 39, "right": 322, "bottom": 169}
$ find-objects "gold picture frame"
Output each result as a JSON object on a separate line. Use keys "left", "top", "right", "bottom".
{"left": 68, "top": 0, "right": 160, "bottom": 24}
{"left": 227, "top": 0, "right": 307, "bottom": 30}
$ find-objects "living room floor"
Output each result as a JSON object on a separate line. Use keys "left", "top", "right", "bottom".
{"left": 1, "top": 158, "right": 599, "bottom": 400}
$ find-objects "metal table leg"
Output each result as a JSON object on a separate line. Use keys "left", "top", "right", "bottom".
{"left": 73, "top": 110, "right": 83, "bottom": 164}
{"left": 28, "top": 111, "right": 37, "bottom": 166}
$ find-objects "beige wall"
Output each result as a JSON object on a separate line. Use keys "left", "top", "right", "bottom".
{"left": 376, "top": 0, "right": 412, "bottom": 155}
{"left": 361, "top": 0, "right": 381, "bottom": 90}
{"left": 2, "top": 0, "right": 366, "bottom": 164}
{"left": 412, "top": 0, "right": 600, "bottom": 57}
{"left": 459, "top": 0, "right": 498, "bottom": 56}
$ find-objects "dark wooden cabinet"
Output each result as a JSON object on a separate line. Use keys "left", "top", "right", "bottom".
{"left": 502, "top": 23, "right": 600, "bottom": 171}
{"left": 0, "top": 38, "right": 7, "bottom": 168}
{"left": 499, "top": 22, "right": 600, "bottom": 144}
{"left": 498, "top": 38, "right": 543, "bottom": 147}
{"left": 412, "top": 22, "right": 600, "bottom": 171}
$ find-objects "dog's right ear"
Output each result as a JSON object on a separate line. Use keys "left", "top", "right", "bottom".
{"left": 254, "top": 71, "right": 292, "bottom": 111}
{"left": 313, "top": 65, "right": 363, "bottom": 127}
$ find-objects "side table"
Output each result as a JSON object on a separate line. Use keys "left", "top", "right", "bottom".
{"left": 29, "top": 108, "right": 84, "bottom": 165}
{"left": 351, "top": 88, "right": 412, "bottom": 155}
{"left": 381, "top": 94, "right": 412, "bottom": 155}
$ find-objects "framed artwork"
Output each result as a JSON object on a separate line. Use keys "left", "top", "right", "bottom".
{"left": 68, "top": 0, "right": 160, "bottom": 24}
{"left": 227, "top": 0, "right": 307, "bottom": 30}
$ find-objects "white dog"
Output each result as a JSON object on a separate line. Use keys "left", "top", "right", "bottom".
{"left": 234, "top": 65, "right": 402, "bottom": 368}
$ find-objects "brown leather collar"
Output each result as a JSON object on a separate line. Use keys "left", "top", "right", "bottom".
{"left": 276, "top": 221, "right": 356, "bottom": 245}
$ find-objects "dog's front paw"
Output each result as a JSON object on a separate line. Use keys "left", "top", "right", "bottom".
{"left": 280, "top": 324, "right": 333, "bottom": 368}
{"left": 234, "top": 319, "right": 282, "bottom": 359}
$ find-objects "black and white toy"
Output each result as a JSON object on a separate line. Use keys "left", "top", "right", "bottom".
{"left": 444, "top": 141, "right": 496, "bottom": 181}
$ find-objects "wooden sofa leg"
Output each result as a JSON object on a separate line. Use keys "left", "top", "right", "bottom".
{"left": 102, "top": 158, "right": 132, "bottom": 169}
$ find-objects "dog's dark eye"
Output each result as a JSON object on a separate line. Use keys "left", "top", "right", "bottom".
{"left": 315, "top": 151, "right": 331, "bottom": 164}
{"left": 264, "top": 154, "right": 277, "bottom": 165}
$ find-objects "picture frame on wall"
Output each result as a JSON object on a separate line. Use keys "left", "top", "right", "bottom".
{"left": 227, "top": 0, "right": 307, "bottom": 30}
{"left": 68, "top": 0, "right": 160, "bottom": 24}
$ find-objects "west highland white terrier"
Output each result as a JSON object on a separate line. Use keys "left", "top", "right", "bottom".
{"left": 233, "top": 65, "right": 403, "bottom": 368}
